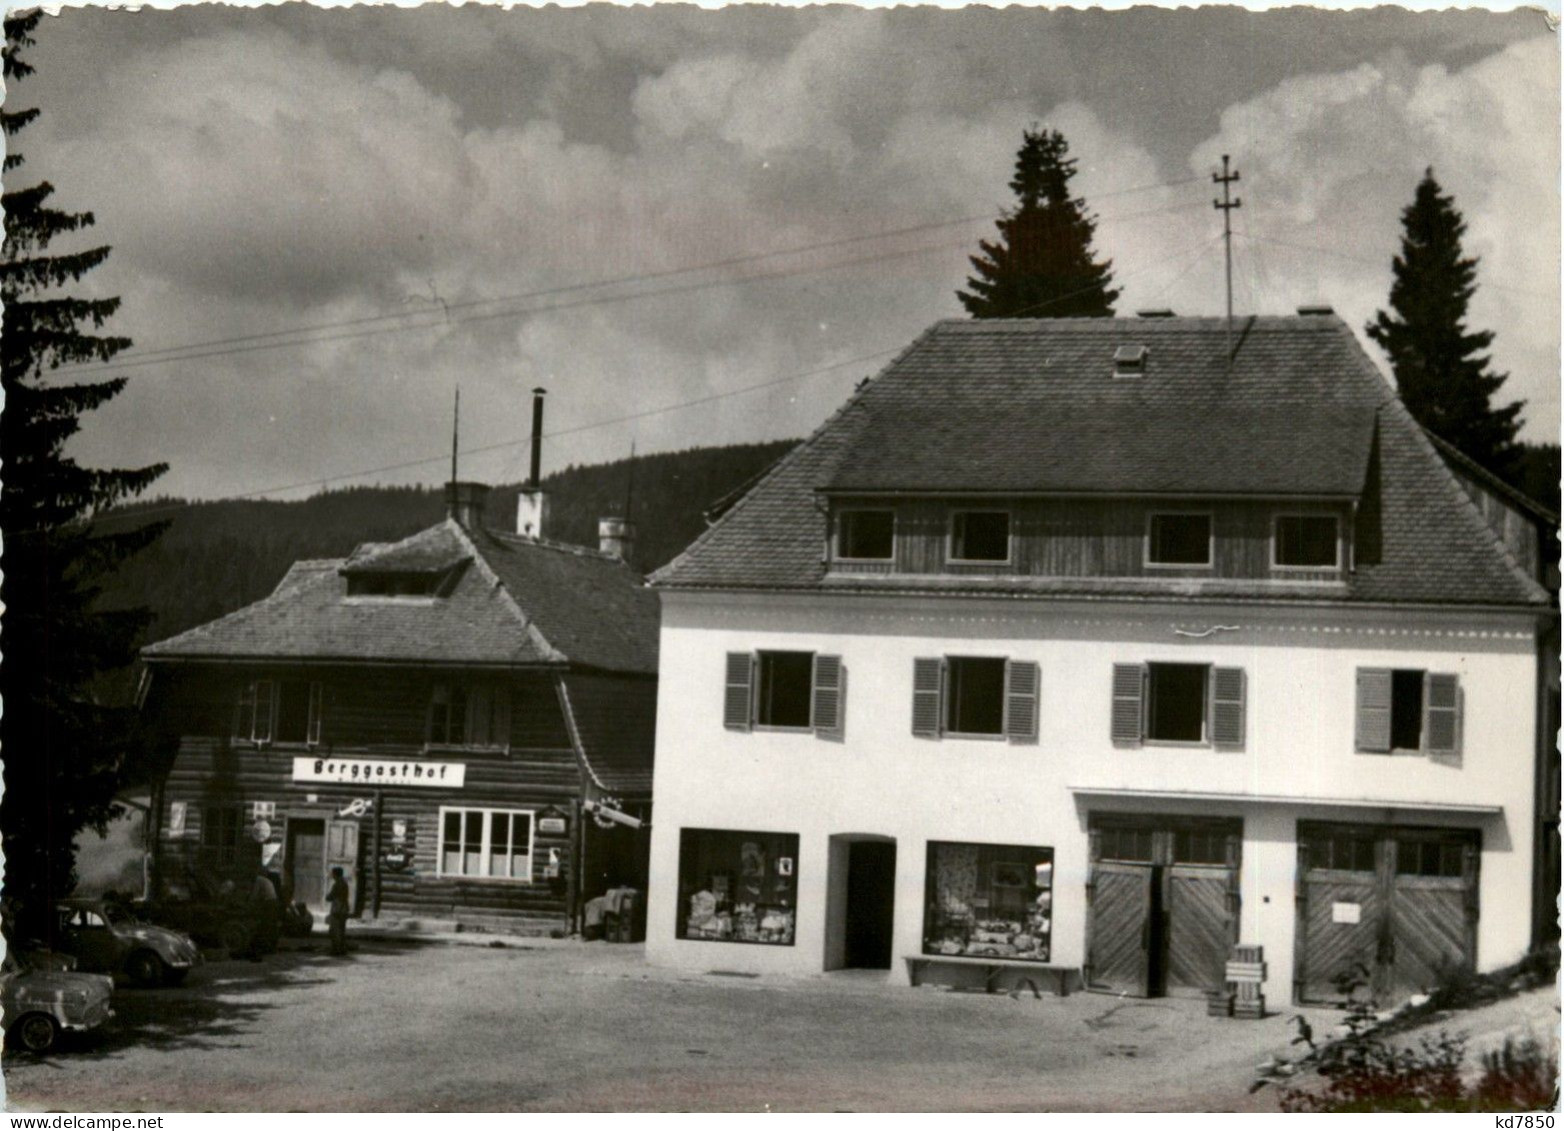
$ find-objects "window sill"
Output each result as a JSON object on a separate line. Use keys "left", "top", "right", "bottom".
{"left": 1143, "top": 562, "right": 1215, "bottom": 571}
{"left": 423, "top": 744, "right": 512, "bottom": 756}
{"left": 940, "top": 731, "right": 1008, "bottom": 742}
{"left": 432, "top": 873, "right": 535, "bottom": 885}
{"left": 752, "top": 725, "right": 814, "bottom": 734}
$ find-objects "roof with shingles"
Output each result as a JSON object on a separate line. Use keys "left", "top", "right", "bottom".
{"left": 144, "top": 519, "right": 660, "bottom": 673}
{"left": 653, "top": 315, "right": 1548, "bottom": 608}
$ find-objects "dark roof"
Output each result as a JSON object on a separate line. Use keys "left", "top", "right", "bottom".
{"left": 559, "top": 672, "right": 658, "bottom": 796}
{"left": 144, "top": 519, "right": 660, "bottom": 674}
{"left": 654, "top": 315, "right": 1548, "bottom": 608}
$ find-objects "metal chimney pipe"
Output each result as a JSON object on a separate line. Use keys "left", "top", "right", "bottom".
{"left": 529, "top": 387, "right": 546, "bottom": 489}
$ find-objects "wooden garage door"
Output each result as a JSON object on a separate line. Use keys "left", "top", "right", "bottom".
{"left": 1087, "top": 862, "right": 1154, "bottom": 997}
{"left": 1087, "top": 817, "right": 1241, "bottom": 997}
{"left": 1297, "top": 824, "right": 1478, "bottom": 1004}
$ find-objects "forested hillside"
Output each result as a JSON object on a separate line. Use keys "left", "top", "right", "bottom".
{"left": 98, "top": 439, "right": 798, "bottom": 649}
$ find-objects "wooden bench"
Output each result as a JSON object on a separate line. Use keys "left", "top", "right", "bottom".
{"left": 904, "top": 955, "right": 1078, "bottom": 997}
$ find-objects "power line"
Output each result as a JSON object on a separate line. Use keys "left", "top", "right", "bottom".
{"left": 40, "top": 226, "right": 1225, "bottom": 538}
{"left": 1235, "top": 231, "right": 1549, "bottom": 299}
{"left": 58, "top": 184, "right": 1208, "bottom": 379}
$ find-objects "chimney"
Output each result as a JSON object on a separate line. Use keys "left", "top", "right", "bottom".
{"left": 598, "top": 516, "right": 636, "bottom": 562}
{"left": 445, "top": 481, "right": 491, "bottom": 530}
{"left": 516, "top": 387, "right": 549, "bottom": 538}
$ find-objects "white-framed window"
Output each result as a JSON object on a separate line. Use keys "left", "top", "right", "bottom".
{"left": 948, "top": 510, "right": 1011, "bottom": 564}
{"left": 1354, "top": 668, "right": 1462, "bottom": 759}
{"left": 437, "top": 807, "right": 534, "bottom": 881}
{"left": 1272, "top": 513, "right": 1341, "bottom": 569}
{"left": 1146, "top": 512, "right": 1213, "bottom": 567}
{"left": 427, "top": 683, "right": 511, "bottom": 749}
{"left": 835, "top": 509, "right": 895, "bottom": 561}
{"left": 1111, "top": 662, "right": 1246, "bottom": 749}
{"left": 911, "top": 655, "right": 1039, "bottom": 742}
{"left": 723, "top": 651, "right": 844, "bottom": 737}
{"left": 233, "top": 679, "right": 322, "bottom": 745}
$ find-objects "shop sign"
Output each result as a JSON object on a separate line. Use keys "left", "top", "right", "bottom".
{"left": 168, "top": 801, "right": 186, "bottom": 836}
{"left": 337, "top": 797, "right": 374, "bottom": 818}
{"left": 538, "top": 805, "right": 568, "bottom": 837}
{"left": 251, "top": 819, "right": 272, "bottom": 842}
{"left": 292, "top": 756, "right": 465, "bottom": 788}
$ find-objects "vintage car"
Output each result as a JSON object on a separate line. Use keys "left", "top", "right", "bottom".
{"left": 135, "top": 870, "right": 304, "bottom": 957}
{"left": 52, "top": 898, "right": 202, "bottom": 986}
{"left": 1, "top": 951, "right": 114, "bottom": 1054}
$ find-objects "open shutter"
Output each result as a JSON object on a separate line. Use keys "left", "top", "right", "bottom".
{"left": 1004, "top": 660, "right": 1040, "bottom": 743}
{"left": 912, "top": 657, "right": 945, "bottom": 738}
{"left": 1424, "top": 673, "right": 1462, "bottom": 762}
{"left": 491, "top": 687, "right": 512, "bottom": 749}
{"left": 232, "top": 682, "right": 256, "bottom": 741}
{"left": 306, "top": 682, "right": 324, "bottom": 746}
{"left": 252, "top": 680, "right": 275, "bottom": 743}
{"left": 464, "top": 688, "right": 492, "bottom": 746}
{"left": 1355, "top": 668, "right": 1392, "bottom": 753}
{"left": 1111, "top": 664, "right": 1144, "bottom": 744}
{"left": 812, "top": 654, "right": 844, "bottom": 738}
{"left": 1210, "top": 667, "right": 1246, "bottom": 748}
{"left": 724, "top": 652, "right": 755, "bottom": 732}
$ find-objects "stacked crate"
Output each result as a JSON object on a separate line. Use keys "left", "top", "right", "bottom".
{"left": 1225, "top": 944, "right": 1266, "bottom": 1018}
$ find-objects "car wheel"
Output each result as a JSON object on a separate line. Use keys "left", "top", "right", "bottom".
{"left": 127, "top": 949, "right": 166, "bottom": 988}
{"left": 11, "top": 1013, "right": 59, "bottom": 1055}
{"left": 218, "top": 919, "right": 252, "bottom": 956}
{"left": 164, "top": 968, "right": 189, "bottom": 987}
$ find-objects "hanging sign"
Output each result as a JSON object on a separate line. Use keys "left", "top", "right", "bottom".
{"left": 337, "top": 797, "right": 374, "bottom": 818}
{"left": 168, "top": 801, "right": 187, "bottom": 836}
{"left": 251, "top": 819, "right": 273, "bottom": 843}
{"left": 538, "top": 805, "right": 568, "bottom": 837}
{"left": 293, "top": 757, "right": 465, "bottom": 788}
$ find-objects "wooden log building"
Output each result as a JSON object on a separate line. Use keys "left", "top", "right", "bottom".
{"left": 139, "top": 470, "right": 659, "bottom": 936}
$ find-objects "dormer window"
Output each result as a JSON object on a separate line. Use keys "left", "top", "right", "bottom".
{"left": 346, "top": 571, "right": 444, "bottom": 597}
{"left": 837, "top": 509, "right": 895, "bottom": 561}
{"left": 1113, "top": 344, "right": 1148, "bottom": 378}
{"left": 1273, "top": 514, "right": 1341, "bottom": 569}
{"left": 949, "top": 510, "right": 1010, "bottom": 563}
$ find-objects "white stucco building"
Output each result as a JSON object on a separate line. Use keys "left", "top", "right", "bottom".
{"left": 644, "top": 313, "right": 1557, "bottom": 1007}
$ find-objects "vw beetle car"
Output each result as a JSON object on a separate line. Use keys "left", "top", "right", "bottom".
{"left": 1, "top": 950, "right": 114, "bottom": 1054}
{"left": 52, "top": 898, "right": 201, "bottom": 986}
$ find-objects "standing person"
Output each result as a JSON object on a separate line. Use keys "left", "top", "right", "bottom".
{"left": 327, "top": 867, "right": 350, "bottom": 956}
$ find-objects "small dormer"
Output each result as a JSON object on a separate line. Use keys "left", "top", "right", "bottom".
{"left": 1112, "top": 344, "right": 1148, "bottom": 378}
{"left": 338, "top": 524, "right": 473, "bottom": 600}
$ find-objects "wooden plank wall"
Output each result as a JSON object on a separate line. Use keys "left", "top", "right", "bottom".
{"left": 153, "top": 666, "right": 589, "bottom": 930}
{"left": 830, "top": 497, "right": 1349, "bottom": 582}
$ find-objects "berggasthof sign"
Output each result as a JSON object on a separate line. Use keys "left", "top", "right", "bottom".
{"left": 292, "top": 757, "right": 466, "bottom": 788}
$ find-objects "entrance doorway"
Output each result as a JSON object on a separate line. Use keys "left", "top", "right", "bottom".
{"left": 1086, "top": 814, "right": 1242, "bottom": 997}
{"left": 287, "top": 818, "right": 326, "bottom": 908}
{"left": 844, "top": 841, "right": 897, "bottom": 969}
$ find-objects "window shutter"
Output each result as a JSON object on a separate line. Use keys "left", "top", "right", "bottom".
{"left": 1355, "top": 668, "right": 1393, "bottom": 753}
{"left": 232, "top": 682, "right": 256, "bottom": 741}
{"left": 1424, "top": 673, "right": 1462, "bottom": 761}
{"left": 466, "top": 688, "right": 492, "bottom": 746}
{"left": 492, "top": 687, "right": 512, "bottom": 749}
{"left": 307, "top": 682, "right": 324, "bottom": 746}
{"left": 253, "top": 680, "right": 275, "bottom": 743}
{"left": 1210, "top": 667, "right": 1246, "bottom": 748}
{"left": 912, "top": 657, "right": 944, "bottom": 738}
{"left": 1004, "top": 660, "right": 1040, "bottom": 743}
{"left": 724, "top": 653, "right": 755, "bottom": 731}
{"left": 812, "top": 654, "right": 844, "bottom": 738}
{"left": 1111, "top": 664, "right": 1145, "bottom": 744}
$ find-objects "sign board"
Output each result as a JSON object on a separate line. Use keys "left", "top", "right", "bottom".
{"left": 539, "top": 816, "right": 568, "bottom": 836}
{"left": 1332, "top": 901, "right": 1362, "bottom": 925}
{"left": 251, "top": 819, "right": 272, "bottom": 842}
{"left": 252, "top": 800, "right": 276, "bottom": 820}
{"left": 168, "top": 801, "right": 186, "bottom": 836}
{"left": 293, "top": 757, "right": 465, "bottom": 788}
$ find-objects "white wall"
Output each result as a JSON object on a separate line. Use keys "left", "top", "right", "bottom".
{"left": 645, "top": 591, "right": 1541, "bottom": 1002}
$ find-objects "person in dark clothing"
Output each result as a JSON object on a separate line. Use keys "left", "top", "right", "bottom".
{"left": 327, "top": 867, "right": 350, "bottom": 956}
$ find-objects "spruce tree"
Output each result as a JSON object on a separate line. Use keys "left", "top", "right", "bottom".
{"left": 1, "top": 11, "right": 168, "bottom": 938}
{"left": 1367, "top": 169, "right": 1524, "bottom": 479}
{"left": 959, "top": 127, "right": 1119, "bottom": 319}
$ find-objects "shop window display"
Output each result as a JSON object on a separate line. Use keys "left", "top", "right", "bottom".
{"left": 677, "top": 828, "right": 799, "bottom": 946}
{"left": 923, "top": 841, "right": 1053, "bottom": 961}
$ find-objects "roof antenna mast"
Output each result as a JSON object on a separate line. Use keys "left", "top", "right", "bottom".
{"left": 1212, "top": 154, "right": 1242, "bottom": 376}
{"left": 451, "top": 385, "right": 461, "bottom": 482}
{"left": 623, "top": 440, "right": 637, "bottom": 523}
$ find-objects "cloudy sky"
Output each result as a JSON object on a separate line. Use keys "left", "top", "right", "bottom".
{"left": 14, "top": 4, "right": 1560, "bottom": 501}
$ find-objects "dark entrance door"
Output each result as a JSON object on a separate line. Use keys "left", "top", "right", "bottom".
{"left": 287, "top": 818, "right": 327, "bottom": 909}
{"left": 1297, "top": 823, "right": 1479, "bottom": 1004}
{"left": 844, "top": 841, "right": 896, "bottom": 969}
{"left": 1087, "top": 815, "right": 1242, "bottom": 997}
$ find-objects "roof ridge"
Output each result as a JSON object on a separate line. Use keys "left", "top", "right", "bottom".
{"left": 1330, "top": 321, "right": 1550, "bottom": 607}
{"left": 482, "top": 527, "right": 620, "bottom": 563}
{"left": 650, "top": 324, "right": 944, "bottom": 586}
